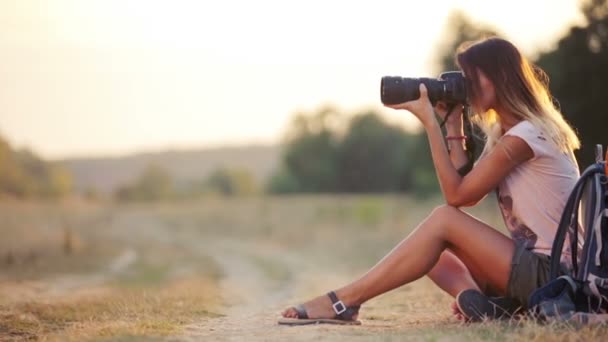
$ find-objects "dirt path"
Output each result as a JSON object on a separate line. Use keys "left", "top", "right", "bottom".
{"left": 0, "top": 200, "right": 473, "bottom": 341}
{"left": 5, "top": 201, "right": 608, "bottom": 341}
{"left": 180, "top": 238, "right": 299, "bottom": 340}
{"left": 178, "top": 236, "right": 455, "bottom": 341}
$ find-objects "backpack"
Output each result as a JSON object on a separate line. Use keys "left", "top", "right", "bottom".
{"left": 529, "top": 144, "right": 608, "bottom": 322}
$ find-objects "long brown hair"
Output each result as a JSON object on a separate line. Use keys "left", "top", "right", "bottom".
{"left": 456, "top": 37, "right": 580, "bottom": 155}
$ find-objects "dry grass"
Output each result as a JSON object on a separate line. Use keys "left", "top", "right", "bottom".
{"left": 1, "top": 196, "right": 608, "bottom": 341}
{"left": 0, "top": 278, "right": 222, "bottom": 341}
{"left": 0, "top": 200, "right": 224, "bottom": 341}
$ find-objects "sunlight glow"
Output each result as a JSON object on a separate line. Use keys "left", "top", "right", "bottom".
{"left": 0, "top": 0, "right": 585, "bottom": 158}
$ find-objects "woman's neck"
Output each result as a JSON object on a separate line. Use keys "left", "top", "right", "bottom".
{"left": 495, "top": 108, "right": 522, "bottom": 134}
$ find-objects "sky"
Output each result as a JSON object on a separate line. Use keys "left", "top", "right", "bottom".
{"left": 0, "top": 0, "right": 586, "bottom": 159}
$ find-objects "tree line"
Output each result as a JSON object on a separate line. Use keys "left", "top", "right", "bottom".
{"left": 267, "top": 108, "right": 436, "bottom": 195}
{"left": 535, "top": 0, "right": 608, "bottom": 167}
{"left": 267, "top": 0, "right": 607, "bottom": 195}
{"left": 0, "top": 134, "right": 71, "bottom": 198}
{"left": 114, "top": 164, "right": 258, "bottom": 201}
{"left": 1, "top": 0, "right": 605, "bottom": 200}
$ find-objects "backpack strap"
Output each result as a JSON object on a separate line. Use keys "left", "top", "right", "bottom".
{"left": 550, "top": 163, "right": 604, "bottom": 279}
{"left": 594, "top": 209, "right": 608, "bottom": 267}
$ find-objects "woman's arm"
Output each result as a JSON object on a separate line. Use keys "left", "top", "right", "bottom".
{"left": 426, "top": 121, "right": 533, "bottom": 206}
{"left": 388, "top": 84, "right": 533, "bottom": 207}
{"left": 433, "top": 101, "right": 469, "bottom": 172}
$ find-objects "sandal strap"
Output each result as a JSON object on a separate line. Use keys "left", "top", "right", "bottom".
{"left": 327, "top": 291, "right": 359, "bottom": 321}
{"left": 293, "top": 304, "right": 309, "bottom": 319}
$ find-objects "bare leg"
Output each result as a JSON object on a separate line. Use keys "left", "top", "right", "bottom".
{"left": 427, "top": 250, "right": 480, "bottom": 298}
{"left": 282, "top": 205, "right": 514, "bottom": 319}
{"left": 427, "top": 249, "right": 491, "bottom": 320}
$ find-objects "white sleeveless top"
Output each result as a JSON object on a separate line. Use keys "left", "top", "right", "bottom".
{"left": 496, "top": 120, "right": 580, "bottom": 256}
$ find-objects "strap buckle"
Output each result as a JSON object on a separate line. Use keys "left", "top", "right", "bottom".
{"left": 332, "top": 300, "right": 347, "bottom": 315}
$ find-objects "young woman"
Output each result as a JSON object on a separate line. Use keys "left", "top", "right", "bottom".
{"left": 279, "top": 37, "right": 581, "bottom": 324}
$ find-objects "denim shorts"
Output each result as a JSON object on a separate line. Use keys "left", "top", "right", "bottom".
{"left": 506, "top": 244, "right": 552, "bottom": 308}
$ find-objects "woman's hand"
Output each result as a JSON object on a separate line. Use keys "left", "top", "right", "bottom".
{"left": 385, "top": 83, "right": 435, "bottom": 128}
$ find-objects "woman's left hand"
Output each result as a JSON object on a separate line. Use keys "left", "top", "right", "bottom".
{"left": 385, "top": 83, "right": 436, "bottom": 128}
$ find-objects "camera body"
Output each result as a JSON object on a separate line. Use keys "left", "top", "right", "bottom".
{"left": 380, "top": 71, "right": 467, "bottom": 105}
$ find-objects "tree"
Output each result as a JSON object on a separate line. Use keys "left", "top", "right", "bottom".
{"left": 46, "top": 163, "right": 73, "bottom": 197}
{"left": 0, "top": 135, "right": 73, "bottom": 199}
{"left": 535, "top": 0, "right": 608, "bottom": 167}
{"left": 203, "top": 167, "right": 258, "bottom": 196}
{"left": 408, "top": 132, "right": 441, "bottom": 197}
{"left": 337, "top": 112, "right": 414, "bottom": 192}
{"left": 280, "top": 107, "right": 342, "bottom": 192}
{"left": 432, "top": 11, "right": 500, "bottom": 74}
{"left": 266, "top": 167, "right": 301, "bottom": 194}
{"left": 115, "top": 164, "right": 173, "bottom": 201}
{"left": 268, "top": 107, "right": 438, "bottom": 194}
{"left": 0, "top": 136, "right": 28, "bottom": 197}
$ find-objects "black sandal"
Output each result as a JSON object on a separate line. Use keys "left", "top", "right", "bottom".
{"left": 278, "top": 291, "right": 361, "bottom": 325}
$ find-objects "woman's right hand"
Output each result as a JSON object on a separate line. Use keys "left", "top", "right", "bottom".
{"left": 435, "top": 101, "right": 464, "bottom": 128}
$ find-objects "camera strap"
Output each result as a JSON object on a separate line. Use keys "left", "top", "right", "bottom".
{"left": 438, "top": 104, "right": 456, "bottom": 129}
{"left": 440, "top": 104, "right": 477, "bottom": 176}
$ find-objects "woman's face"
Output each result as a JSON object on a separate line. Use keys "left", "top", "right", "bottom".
{"left": 470, "top": 69, "right": 496, "bottom": 113}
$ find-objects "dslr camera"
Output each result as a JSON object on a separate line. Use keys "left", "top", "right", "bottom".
{"left": 380, "top": 71, "right": 467, "bottom": 105}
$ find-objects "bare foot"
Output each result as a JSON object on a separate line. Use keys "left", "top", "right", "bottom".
{"left": 451, "top": 301, "right": 465, "bottom": 321}
{"left": 281, "top": 294, "right": 359, "bottom": 320}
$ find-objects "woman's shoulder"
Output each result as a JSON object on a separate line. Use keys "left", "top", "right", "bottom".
{"left": 504, "top": 120, "right": 539, "bottom": 137}
{"left": 503, "top": 120, "right": 557, "bottom": 160}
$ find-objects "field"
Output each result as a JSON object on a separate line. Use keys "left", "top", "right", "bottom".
{"left": 1, "top": 195, "right": 606, "bottom": 341}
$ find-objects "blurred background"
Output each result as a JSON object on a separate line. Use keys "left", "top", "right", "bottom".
{"left": 0, "top": 0, "right": 607, "bottom": 340}
{"left": 0, "top": 0, "right": 606, "bottom": 200}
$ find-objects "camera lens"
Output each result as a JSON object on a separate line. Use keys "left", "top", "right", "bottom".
{"left": 380, "top": 77, "right": 422, "bottom": 105}
{"left": 380, "top": 71, "right": 467, "bottom": 105}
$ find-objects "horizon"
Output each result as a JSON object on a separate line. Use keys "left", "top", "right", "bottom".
{"left": 0, "top": 0, "right": 585, "bottom": 160}
{"left": 54, "top": 140, "right": 279, "bottom": 161}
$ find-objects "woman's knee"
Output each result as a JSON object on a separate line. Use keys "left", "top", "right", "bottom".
{"left": 429, "top": 204, "right": 462, "bottom": 223}
{"left": 422, "top": 205, "right": 465, "bottom": 237}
